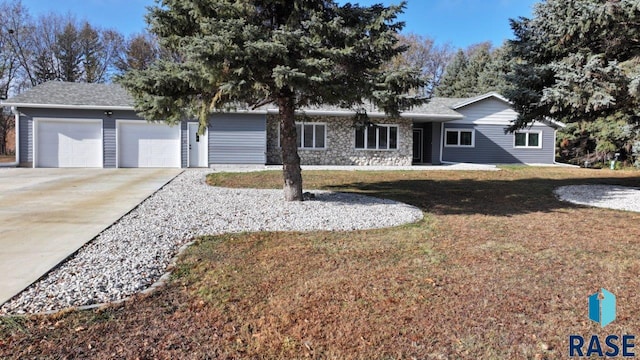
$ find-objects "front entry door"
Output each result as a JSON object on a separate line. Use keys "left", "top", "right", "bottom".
{"left": 188, "top": 123, "right": 208, "bottom": 167}
{"left": 413, "top": 128, "right": 423, "bottom": 164}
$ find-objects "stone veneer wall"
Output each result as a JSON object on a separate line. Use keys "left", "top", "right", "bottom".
{"left": 266, "top": 115, "right": 413, "bottom": 166}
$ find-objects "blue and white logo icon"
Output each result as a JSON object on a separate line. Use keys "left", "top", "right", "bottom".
{"left": 589, "top": 288, "right": 616, "bottom": 327}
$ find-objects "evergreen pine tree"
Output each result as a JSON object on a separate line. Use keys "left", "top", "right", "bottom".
{"left": 79, "top": 22, "right": 102, "bottom": 83}
{"left": 436, "top": 43, "right": 511, "bottom": 98}
{"left": 506, "top": 0, "right": 640, "bottom": 129}
{"left": 119, "top": 0, "right": 426, "bottom": 201}
{"left": 477, "top": 44, "right": 513, "bottom": 95}
{"left": 460, "top": 43, "right": 492, "bottom": 94}
{"left": 436, "top": 49, "right": 468, "bottom": 97}
{"left": 55, "top": 22, "right": 82, "bottom": 82}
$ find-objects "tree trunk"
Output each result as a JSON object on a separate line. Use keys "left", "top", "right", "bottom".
{"left": 278, "top": 94, "right": 303, "bottom": 201}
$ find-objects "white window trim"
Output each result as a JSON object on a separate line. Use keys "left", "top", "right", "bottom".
{"left": 443, "top": 128, "right": 475, "bottom": 148}
{"left": 277, "top": 122, "right": 327, "bottom": 150}
{"left": 354, "top": 124, "right": 400, "bottom": 151}
{"left": 513, "top": 130, "right": 543, "bottom": 149}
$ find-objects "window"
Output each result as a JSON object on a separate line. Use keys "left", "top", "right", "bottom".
{"left": 444, "top": 129, "right": 475, "bottom": 147}
{"left": 355, "top": 125, "right": 398, "bottom": 150}
{"left": 279, "top": 123, "right": 326, "bottom": 149}
{"left": 514, "top": 131, "right": 542, "bottom": 148}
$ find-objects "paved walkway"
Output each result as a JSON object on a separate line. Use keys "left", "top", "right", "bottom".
{"left": 0, "top": 168, "right": 182, "bottom": 305}
{"left": 209, "top": 163, "right": 502, "bottom": 172}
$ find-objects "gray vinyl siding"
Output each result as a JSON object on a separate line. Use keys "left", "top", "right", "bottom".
{"left": 442, "top": 124, "right": 555, "bottom": 164}
{"left": 18, "top": 114, "right": 33, "bottom": 166}
{"left": 16, "top": 108, "right": 188, "bottom": 168}
{"left": 103, "top": 118, "right": 116, "bottom": 168}
{"left": 209, "top": 113, "right": 266, "bottom": 164}
{"left": 441, "top": 97, "right": 556, "bottom": 164}
{"left": 430, "top": 122, "right": 442, "bottom": 164}
{"left": 19, "top": 113, "right": 32, "bottom": 165}
{"left": 456, "top": 97, "right": 518, "bottom": 124}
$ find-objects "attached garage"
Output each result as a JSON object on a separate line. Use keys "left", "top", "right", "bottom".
{"left": 209, "top": 114, "right": 266, "bottom": 164}
{"left": 34, "top": 119, "right": 103, "bottom": 168}
{"left": 117, "top": 121, "right": 181, "bottom": 168}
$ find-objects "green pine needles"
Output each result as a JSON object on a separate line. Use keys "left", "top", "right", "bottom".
{"left": 506, "top": 0, "right": 640, "bottom": 129}
{"left": 119, "top": 0, "right": 426, "bottom": 201}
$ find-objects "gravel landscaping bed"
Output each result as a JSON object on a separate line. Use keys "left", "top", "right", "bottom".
{"left": 0, "top": 170, "right": 423, "bottom": 315}
{"left": 555, "top": 184, "right": 640, "bottom": 213}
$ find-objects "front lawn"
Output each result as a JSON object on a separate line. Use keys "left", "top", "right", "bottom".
{"left": 2, "top": 167, "right": 640, "bottom": 359}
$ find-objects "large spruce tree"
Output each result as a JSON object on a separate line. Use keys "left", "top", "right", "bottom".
{"left": 435, "top": 43, "right": 511, "bottom": 98}
{"left": 506, "top": 0, "right": 640, "bottom": 131}
{"left": 435, "top": 49, "right": 468, "bottom": 97}
{"left": 119, "top": 0, "right": 425, "bottom": 201}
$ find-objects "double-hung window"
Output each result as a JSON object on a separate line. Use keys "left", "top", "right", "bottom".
{"left": 514, "top": 131, "right": 542, "bottom": 148}
{"left": 444, "top": 129, "right": 475, "bottom": 147}
{"left": 355, "top": 125, "right": 398, "bottom": 150}
{"left": 279, "top": 123, "right": 326, "bottom": 149}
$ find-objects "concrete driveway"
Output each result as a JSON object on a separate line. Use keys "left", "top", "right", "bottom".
{"left": 0, "top": 168, "right": 182, "bottom": 306}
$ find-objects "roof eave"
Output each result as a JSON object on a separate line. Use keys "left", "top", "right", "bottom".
{"left": 267, "top": 109, "right": 363, "bottom": 117}
{"left": 452, "top": 92, "right": 512, "bottom": 109}
{"left": 400, "top": 113, "right": 464, "bottom": 120}
{"left": 266, "top": 108, "right": 463, "bottom": 119}
{"left": 1, "top": 102, "right": 136, "bottom": 111}
{"left": 2, "top": 102, "right": 467, "bottom": 120}
{"left": 540, "top": 117, "right": 566, "bottom": 129}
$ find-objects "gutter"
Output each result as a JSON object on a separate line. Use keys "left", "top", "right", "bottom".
{"left": 2, "top": 102, "right": 465, "bottom": 121}
{"left": 265, "top": 108, "right": 463, "bottom": 120}
{"left": 0, "top": 106, "right": 19, "bottom": 167}
{"left": 0, "top": 102, "right": 135, "bottom": 111}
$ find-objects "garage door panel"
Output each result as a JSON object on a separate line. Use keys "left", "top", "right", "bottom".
{"left": 36, "top": 120, "right": 103, "bottom": 168}
{"left": 118, "top": 122, "right": 180, "bottom": 168}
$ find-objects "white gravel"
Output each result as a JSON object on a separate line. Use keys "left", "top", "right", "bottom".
{"left": 554, "top": 185, "right": 640, "bottom": 213}
{"left": 0, "top": 169, "right": 423, "bottom": 315}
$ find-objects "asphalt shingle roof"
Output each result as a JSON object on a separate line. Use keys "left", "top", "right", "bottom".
{"left": 409, "top": 97, "right": 467, "bottom": 117}
{"left": 4, "top": 81, "right": 134, "bottom": 108}
{"left": 3, "top": 81, "right": 475, "bottom": 118}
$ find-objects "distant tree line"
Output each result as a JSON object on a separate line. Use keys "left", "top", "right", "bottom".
{"left": 435, "top": 42, "right": 514, "bottom": 98}
{"left": 388, "top": 35, "right": 513, "bottom": 99}
{"left": 0, "top": 0, "right": 161, "bottom": 155}
{"left": 0, "top": 0, "right": 161, "bottom": 93}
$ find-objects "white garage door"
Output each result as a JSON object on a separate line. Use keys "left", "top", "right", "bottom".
{"left": 117, "top": 121, "right": 181, "bottom": 168}
{"left": 35, "top": 119, "right": 103, "bottom": 168}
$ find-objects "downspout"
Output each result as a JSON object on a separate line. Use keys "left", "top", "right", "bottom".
{"left": 0, "top": 106, "right": 19, "bottom": 167}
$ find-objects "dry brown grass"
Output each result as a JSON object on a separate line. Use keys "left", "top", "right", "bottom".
{"left": 2, "top": 166, "right": 640, "bottom": 359}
